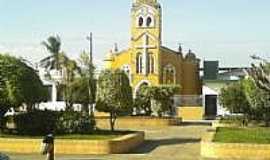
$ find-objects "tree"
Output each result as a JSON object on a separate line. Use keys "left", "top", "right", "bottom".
{"left": 248, "top": 58, "right": 270, "bottom": 92}
{"left": 134, "top": 85, "right": 152, "bottom": 116}
{"left": 147, "top": 85, "right": 179, "bottom": 117}
{"left": 219, "top": 81, "right": 251, "bottom": 115}
{"left": 41, "top": 35, "right": 61, "bottom": 70}
{"left": 70, "top": 77, "right": 96, "bottom": 112}
{"left": 134, "top": 85, "right": 179, "bottom": 117}
{"left": 246, "top": 59, "right": 270, "bottom": 125}
{"left": 0, "top": 54, "right": 48, "bottom": 128}
{"left": 96, "top": 69, "right": 133, "bottom": 131}
{"left": 78, "top": 51, "right": 96, "bottom": 115}
{"left": 58, "top": 53, "right": 80, "bottom": 111}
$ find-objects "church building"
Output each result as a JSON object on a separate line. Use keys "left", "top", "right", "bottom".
{"left": 104, "top": 0, "right": 203, "bottom": 120}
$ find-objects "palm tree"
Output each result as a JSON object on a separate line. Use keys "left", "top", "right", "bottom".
{"left": 42, "top": 35, "right": 61, "bottom": 70}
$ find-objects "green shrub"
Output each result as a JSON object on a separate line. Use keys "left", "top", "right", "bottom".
{"left": 56, "top": 111, "right": 95, "bottom": 134}
{"left": 220, "top": 115, "right": 248, "bottom": 126}
{"left": 13, "top": 110, "right": 58, "bottom": 136}
{"left": 12, "top": 110, "right": 95, "bottom": 136}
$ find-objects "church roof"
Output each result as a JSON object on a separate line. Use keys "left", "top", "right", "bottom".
{"left": 161, "top": 46, "right": 183, "bottom": 57}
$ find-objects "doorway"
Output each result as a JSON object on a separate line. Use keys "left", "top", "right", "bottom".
{"left": 205, "top": 95, "right": 217, "bottom": 119}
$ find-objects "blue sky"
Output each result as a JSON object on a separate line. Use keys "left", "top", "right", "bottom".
{"left": 0, "top": 0, "right": 270, "bottom": 68}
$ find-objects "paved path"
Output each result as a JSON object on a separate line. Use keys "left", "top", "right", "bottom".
{"left": 8, "top": 125, "right": 213, "bottom": 160}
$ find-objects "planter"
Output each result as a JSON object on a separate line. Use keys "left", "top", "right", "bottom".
{"left": 201, "top": 130, "right": 270, "bottom": 159}
{"left": 95, "top": 116, "right": 181, "bottom": 130}
{"left": 0, "top": 132, "right": 144, "bottom": 155}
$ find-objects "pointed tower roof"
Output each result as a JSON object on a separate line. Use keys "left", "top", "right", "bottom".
{"left": 133, "top": 0, "right": 160, "bottom": 8}
{"left": 134, "top": 0, "right": 157, "bottom": 4}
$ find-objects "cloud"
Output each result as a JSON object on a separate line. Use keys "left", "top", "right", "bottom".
{"left": 0, "top": 42, "right": 106, "bottom": 70}
{"left": 0, "top": 42, "right": 49, "bottom": 63}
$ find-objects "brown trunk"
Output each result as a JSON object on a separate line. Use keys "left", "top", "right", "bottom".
{"left": 110, "top": 112, "right": 116, "bottom": 132}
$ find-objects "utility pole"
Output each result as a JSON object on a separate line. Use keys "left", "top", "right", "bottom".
{"left": 86, "top": 32, "right": 93, "bottom": 64}
{"left": 86, "top": 32, "right": 94, "bottom": 116}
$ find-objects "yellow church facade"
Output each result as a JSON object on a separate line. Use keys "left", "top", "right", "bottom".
{"left": 104, "top": 0, "right": 203, "bottom": 120}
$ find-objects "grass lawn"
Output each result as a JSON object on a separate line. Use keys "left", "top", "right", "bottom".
{"left": 0, "top": 130, "right": 134, "bottom": 140}
{"left": 214, "top": 127, "right": 270, "bottom": 144}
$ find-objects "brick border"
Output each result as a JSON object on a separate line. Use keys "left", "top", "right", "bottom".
{"left": 0, "top": 131, "right": 145, "bottom": 155}
{"left": 201, "top": 128, "right": 270, "bottom": 159}
{"left": 96, "top": 116, "right": 182, "bottom": 129}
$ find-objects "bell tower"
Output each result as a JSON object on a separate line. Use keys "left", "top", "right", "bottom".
{"left": 130, "top": 0, "right": 162, "bottom": 75}
{"left": 131, "top": 0, "right": 162, "bottom": 46}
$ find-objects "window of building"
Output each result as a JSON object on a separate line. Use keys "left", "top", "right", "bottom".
{"left": 136, "top": 53, "right": 143, "bottom": 74}
{"left": 163, "top": 65, "right": 176, "bottom": 84}
{"left": 146, "top": 17, "right": 152, "bottom": 27}
{"left": 138, "top": 17, "right": 144, "bottom": 27}
{"left": 148, "top": 54, "right": 155, "bottom": 74}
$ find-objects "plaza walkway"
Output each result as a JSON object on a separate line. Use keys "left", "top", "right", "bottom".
{"left": 8, "top": 125, "right": 217, "bottom": 160}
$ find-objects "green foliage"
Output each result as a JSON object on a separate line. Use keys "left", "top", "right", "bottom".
{"left": 11, "top": 110, "right": 95, "bottom": 136}
{"left": 148, "top": 85, "right": 179, "bottom": 116}
{"left": 96, "top": 69, "right": 133, "bottom": 131}
{"left": 58, "top": 53, "right": 81, "bottom": 110}
{"left": 135, "top": 85, "right": 179, "bottom": 117}
{"left": 0, "top": 153, "right": 9, "bottom": 160}
{"left": 56, "top": 111, "right": 95, "bottom": 134}
{"left": 219, "top": 81, "right": 250, "bottom": 114}
{"left": 246, "top": 58, "right": 270, "bottom": 124}
{"left": 13, "top": 110, "right": 58, "bottom": 136}
{"left": 219, "top": 59, "right": 270, "bottom": 126}
{"left": 219, "top": 115, "right": 248, "bottom": 126}
{"left": 70, "top": 78, "right": 96, "bottom": 105}
{"left": 214, "top": 127, "right": 270, "bottom": 144}
{"left": 0, "top": 54, "right": 48, "bottom": 128}
{"left": 243, "top": 78, "right": 270, "bottom": 123}
{"left": 41, "top": 35, "right": 61, "bottom": 70}
{"left": 248, "top": 60, "right": 270, "bottom": 92}
{"left": 78, "top": 51, "right": 96, "bottom": 114}
{"left": 134, "top": 85, "right": 152, "bottom": 116}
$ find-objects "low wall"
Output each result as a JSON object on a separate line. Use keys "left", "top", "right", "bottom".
{"left": 95, "top": 116, "right": 181, "bottom": 130}
{"left": 201, "top": 131, "right": 270, "bottom": 159}
{"left": 0, "top": 132, "right": 144, "bottom": 155}
{"left": 212, "top": 120, "right": 240, "bottom": 128}
{"left": 176, "top": 106, "right": 204, "bottom": 121}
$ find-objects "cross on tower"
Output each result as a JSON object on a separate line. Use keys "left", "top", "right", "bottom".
{"left": 136, "top": 34, "right": 156, "bottom": 75}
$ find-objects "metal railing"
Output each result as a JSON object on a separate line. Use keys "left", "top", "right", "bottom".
{"left": 173, "top": 95, "right": 203, "bottom": 107}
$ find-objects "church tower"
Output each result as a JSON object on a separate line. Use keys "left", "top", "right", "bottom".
{"left": 130, "top": 0, "right": 162, "bottom": 76}
{"left": 104, "top": 0, "right": 203, "bottom": 120}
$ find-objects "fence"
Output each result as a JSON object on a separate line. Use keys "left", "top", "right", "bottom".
{"left": 173, "top": 95, "right": 203, "bottom": 107}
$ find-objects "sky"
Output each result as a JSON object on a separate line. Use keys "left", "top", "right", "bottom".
{"left": 0, "top": 0, "right": 270, "bottom": 69}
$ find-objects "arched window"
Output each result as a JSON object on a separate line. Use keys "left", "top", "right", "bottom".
{"left": 138, "top": 17, "right": 144, "bottom": 27}
{"left": 148, "top": 54, "right": 155, "bottom": 74}
{"left": 163, "top": 65, "right": 176, "bottom": 84}
{"left": 136, "top": 53, "right": 143, "bottom": 74}
{"left": 146, "top": 17, "right": 152, "bottom": 27}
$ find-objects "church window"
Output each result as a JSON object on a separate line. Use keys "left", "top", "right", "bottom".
{"left": 148, "top": 54, "right": 155, "bottom": 74}
{"left": 136, "top": 53, "right": 143, "bottom": 74}
{"left": 138, "top": 17, "right": 144, "bottom": 27}
{"left": 163, "top": 65, "right": 176, "bottom": 84}
{"left": 146, "top": 17, "right": 152, "bottom": 27}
